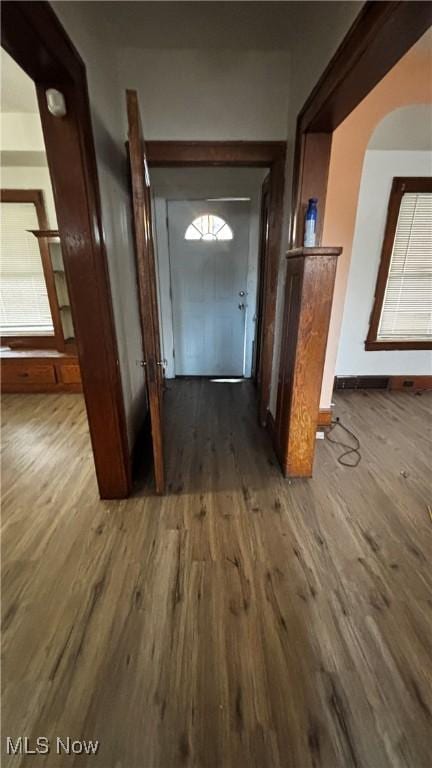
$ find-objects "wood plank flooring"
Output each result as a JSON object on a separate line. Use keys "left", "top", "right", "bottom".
{"left": 1, "top": 381, "right": 431, "bottom": 767}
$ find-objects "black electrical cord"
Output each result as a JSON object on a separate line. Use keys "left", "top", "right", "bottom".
{"left": 325, "top": 416, "right": 361, "bottom": 467}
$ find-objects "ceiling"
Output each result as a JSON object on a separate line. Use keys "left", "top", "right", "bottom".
{"left": 58, "top": 0, "right": 343, "bottom": 51}
{"left": 1, "top": 48, "right": 39, "bottom": 113}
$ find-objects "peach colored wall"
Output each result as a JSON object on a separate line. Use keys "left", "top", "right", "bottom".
{"left": 320, "top": 41, "right": 432, "bottom": 407}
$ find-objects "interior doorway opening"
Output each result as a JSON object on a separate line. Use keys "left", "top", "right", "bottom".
{"left": 2, "top": 2, "right": 131, "bottom": 499}
{"left": 147, "top": 141, "right": 286, "bottom": 432}
{"left": 151, "top": 167, "right": 269, "bottom": 382}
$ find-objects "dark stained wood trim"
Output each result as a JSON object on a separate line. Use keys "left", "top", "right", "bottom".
{"left": 365, "top": 340, "right": 432, "bottom": 351}
{"left": 1, "top": 382, "right": 82, "bottom": 394}
{"left": 254, "top": 173, "right": 270, "bottom": 387}
{"left": 0, "top": 335, "right": 58, "bottom": 350}
{"left": 146, "top": 141, "right": 286, "bottom": 426}
{"left": 1, "top": 188, "right": 64, "bottom": 350}
{"left": 261, "top": 152, "right": 286, "bottom": 426}
{"left": 1, "top": 189, "right": 43, "bottom": 204}
{"left": 291, "top": 133, "right": 332, "bottom": 247}
{"left": 290, "top": 2, "right": 432, "bottom": 248}
{"left": 126, "top": 91, "right": 165, "bottom": 494}
{"left": 388, "top": 375, "right": 432, "bottom": 391}
{"left": 366, "top": 176, "right": 432, "bottom": 351}
{"left": 146, "top": 141, "right": 285, "bottom": 167}
{"left": 333, "top": 374, "right": 432, "bottom": 392}
{"left": 298, "top": 1, "right": 432, "bottom": 134}
{"left": 1, "top": 1, "right": 131, "bottom": 498}
{"left": 28, "top": 229, "right": 60, "bottom": 239}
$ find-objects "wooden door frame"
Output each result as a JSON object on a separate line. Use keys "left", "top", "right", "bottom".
{"left": 275, "top": 0, "right": 431, "bottom": 468}
{"left": 146, "top": 141, "right": 286, "bottom": 426}
{"left": 254, "top": 173, "right": 271, "bottom": 386}
{"left": 1, "top": 2, "right": 131, "bottom": 499}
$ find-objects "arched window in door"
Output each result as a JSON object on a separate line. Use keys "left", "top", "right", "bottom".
{"left": 185, "top": 214, "right": 233, "bottom": 241}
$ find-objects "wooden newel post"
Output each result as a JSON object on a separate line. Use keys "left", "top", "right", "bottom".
{"left": 274, "top": 246, "right": 342, "bottom": 477}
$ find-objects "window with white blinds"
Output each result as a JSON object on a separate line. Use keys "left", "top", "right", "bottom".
{"left": 377, "top": 192, "right": 432, "bottom": 341}
{"left": 0, "top": 202, "right": 54, "bottom": 336}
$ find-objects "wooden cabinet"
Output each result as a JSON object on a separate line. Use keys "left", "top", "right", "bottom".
{"left": 1, "top": 352, "right": 82, "bottom": 393}
{"left": 58, "top": 363, "right": 81, "bottom": 385}
{"left": 2, "top": 362, "right": 56, "bottom": 386}
{"left": 274, "top": 247, "right": 341, "bottom": 477}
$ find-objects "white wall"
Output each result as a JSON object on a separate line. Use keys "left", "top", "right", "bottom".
{"left": 117, "top": 48, "right": 291, "bottom": 141}
{"left": 1, "top": 113, "right": 45, "bottom": 152}
{"left": 151, "top": 167, "right": 267, "bottom": 378}
{"left": 336, "top": 148, "right": 432, "bottom": 376}
{"left": 0, "top": 109, "right": 57, "bottom": 225}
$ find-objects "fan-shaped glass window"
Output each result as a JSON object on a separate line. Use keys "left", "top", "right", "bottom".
{"left": 185, "top": 214, "right": 233, "bottom": 242}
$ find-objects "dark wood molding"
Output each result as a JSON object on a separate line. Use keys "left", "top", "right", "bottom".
{"left": 365, "top": 340, "right": 432, "bottom": 351}
{"left": 290, "top": 2, "right": 432, "bottom": 248}
{"left": 275, "top": 247, "right": 342, "bottom": 477}
{"left": 126, "top": 90, "right": 165, "bottom": 494}
{"left": 1, "top": 1, "right": 131, "bottom": 498}
{"left": 146, "top": 141, "right": 286, "bottom": 167}
{"left": 1, "top": 188, "right": 64, "bottom": 350}
{"left": 254, "top": 173, "right": 270, "bottom": 388}
{"left": 388, "top": 375, "right": 432, "bottom": 392}
{"left": 292, "top": 133, "right": 332, "bottom": 247}
{"left": 298, "top": 1, "right": 432, "bottom": 134}
{"left": 334, "top": 374, "right": 432, "bottom": 392}
{"left": 28, "top": 229, "right": 60, "bottom": 239}
{"left": 366, "top": 176, "right": 432, "bottom": 352}
{"left": 146, "top": 140, "right": 286, "bottom": 426}
{"left": 0, "top": 335, "right": 58, "bottom": 350}
{"left": 1, "top": 189, "right": 44, "bottom": 204}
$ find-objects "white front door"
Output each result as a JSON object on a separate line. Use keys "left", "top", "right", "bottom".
{"left": 168, "top": 200, "right": 250, "bottom": 376}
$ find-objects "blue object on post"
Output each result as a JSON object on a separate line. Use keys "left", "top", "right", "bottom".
{"left": 304, "top": 198, "right": 318, "bottom": 247}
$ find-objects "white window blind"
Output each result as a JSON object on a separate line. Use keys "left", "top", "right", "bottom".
{"left": 377, "top": 192, "right": 432, "bottom": 341}
{"left": 0, "top": 202, "right": 54, "bottom": 336}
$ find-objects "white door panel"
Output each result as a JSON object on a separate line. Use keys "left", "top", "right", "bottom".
{"left": 168, "top": 201, "right": 250, "bottom": 376}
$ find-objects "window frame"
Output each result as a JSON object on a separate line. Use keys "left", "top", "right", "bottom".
{"left": 0, "top": 188, "right": 64, "bottom": 350}
{"left": 365, "top": 176, "right": 432, "bottom": 351}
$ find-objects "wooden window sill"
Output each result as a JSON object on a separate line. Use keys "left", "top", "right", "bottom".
{"left": 365, "top": 340, "right": 432, "bottom": 351}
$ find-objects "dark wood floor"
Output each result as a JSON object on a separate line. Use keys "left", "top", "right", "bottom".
{"left": 1, "top": 381, "right": 431, "bottom": 767}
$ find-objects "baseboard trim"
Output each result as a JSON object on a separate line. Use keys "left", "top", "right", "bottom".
{"left": 388, "top": 376, "right": 432, "bottom": 392}
{"left": 334, "top": 375, "right": 432, "bottom": 392}
{"left": 317, "top": 408, "right": 333, "bottom": 427}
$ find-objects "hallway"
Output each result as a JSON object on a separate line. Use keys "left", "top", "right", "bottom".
{"left": 1, "top": 381, "right": 431, "bottom": 767}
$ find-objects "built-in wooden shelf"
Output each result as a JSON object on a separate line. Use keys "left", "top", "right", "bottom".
{"left": 29, "top": 229, "right": 76, "bottom": 350}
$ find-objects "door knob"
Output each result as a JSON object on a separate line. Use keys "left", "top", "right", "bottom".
{"left": 239, "top": 290, "right": 246, "bottom": 297}
{"left": 238, "top": 303, "right": 246, "bottom": 310}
